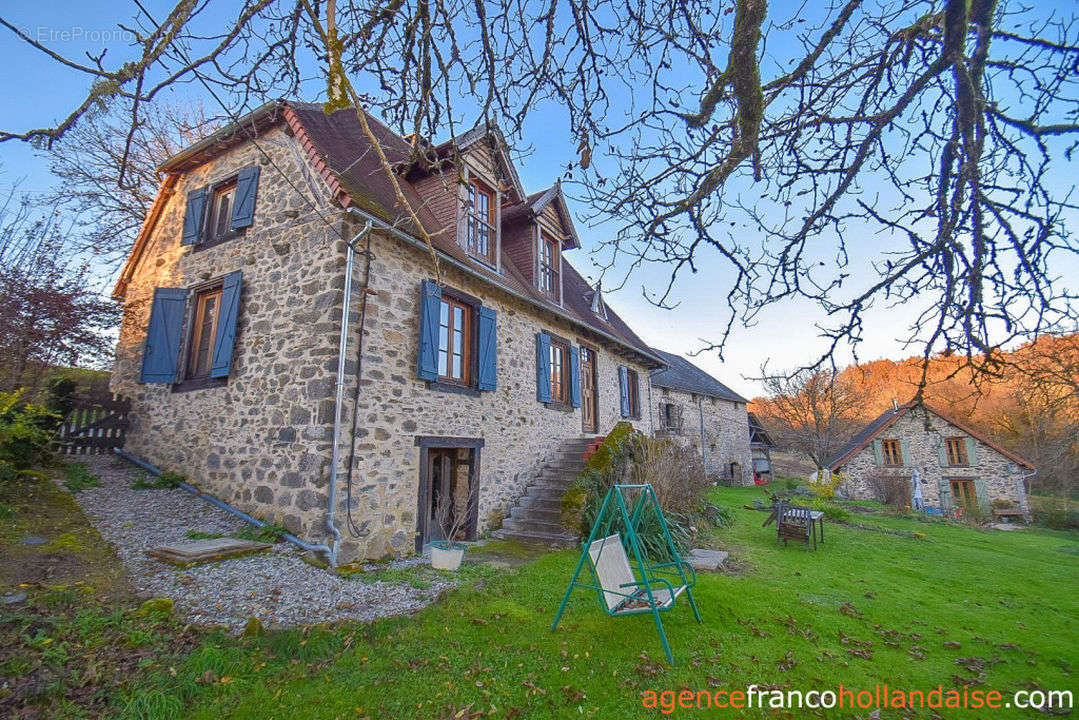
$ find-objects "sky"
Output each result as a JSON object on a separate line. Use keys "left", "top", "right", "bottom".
{"left": 1, "top": 0, "right": 1075, "bottom": 399}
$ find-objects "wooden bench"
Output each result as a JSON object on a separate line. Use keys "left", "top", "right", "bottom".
{"left": 776, "top": 501, "right": 817, "bottom": 551}
{"left": 993, "top": 508, "right": 1026, "bottom": 523}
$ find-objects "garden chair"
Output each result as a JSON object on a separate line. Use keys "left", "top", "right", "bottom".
{"left": 551, "top": 484, "right": 701, "bottom": 664}
{"left": 776, "top": 500, "right": 816, "bottom": 550}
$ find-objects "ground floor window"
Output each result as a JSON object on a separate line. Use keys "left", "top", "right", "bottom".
{"left": 951, "top": 478, "right": 977, "bottom": 509}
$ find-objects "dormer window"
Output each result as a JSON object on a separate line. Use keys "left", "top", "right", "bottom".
{"left": 539, "top": 235, "right": 560, "bottom": 298}
{"left": 465, "top": 179, "right": 496, "bottom": 264}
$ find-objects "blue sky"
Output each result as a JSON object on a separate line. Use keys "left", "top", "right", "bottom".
{"left": 1, "top": 0, "right": 1075, "bottom": 397}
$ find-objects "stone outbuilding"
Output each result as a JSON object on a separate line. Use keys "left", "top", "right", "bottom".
{"left": 826, "top": 401, "right": 1034, "bottom": 517}
{"left": 647, "top": 349, "right": 753, "bottom": 484}
{"left": 109, "top": 100, "right": 679, "bottom": 564}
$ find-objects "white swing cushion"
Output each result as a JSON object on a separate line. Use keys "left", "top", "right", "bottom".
{"left": 588, "top": 533, "right": 687, "bottom": 613}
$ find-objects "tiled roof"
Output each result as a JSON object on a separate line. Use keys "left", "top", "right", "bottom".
{"left": 826, "top": 402, "right": 1035, "bottom": 470}
{"left": 258, "top": 102, "right": 660, "bottom": 364}
{"left": 648, "top": 349, "right": 747, "bottom": 402}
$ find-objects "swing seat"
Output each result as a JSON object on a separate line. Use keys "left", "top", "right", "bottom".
{"left": 589, "top": 534, "right": 687, "bottom": 615}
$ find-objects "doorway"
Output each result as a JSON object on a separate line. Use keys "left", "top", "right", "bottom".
{"left": 580, "top": 345, "right": 597, "bottom": 433}
{"left": 415, "top": 438, "right": 483, "bottom": 551}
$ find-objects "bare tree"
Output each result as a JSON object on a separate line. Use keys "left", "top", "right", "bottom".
{"left": 37, "top": 102, "right": 222, "bottom": 270}
{"left": 0, "top": 0, "right": 1074, "bottom": 385}
{"left": 755, "top": 367, "right": 867, "bottom": 472}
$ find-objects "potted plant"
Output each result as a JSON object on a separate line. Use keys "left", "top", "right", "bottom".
{"left": 429, "top": 504, "right": 467, "bottom": 571}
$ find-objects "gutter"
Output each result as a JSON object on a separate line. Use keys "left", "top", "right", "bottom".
{"left": 697, "top": 395, "right": 706, "bottom": 464}
{"left": 343, "top": 206, "right": 666, "bottom": 369}
{"left": 114, "top": 449, "right": 332, "bottom": 558}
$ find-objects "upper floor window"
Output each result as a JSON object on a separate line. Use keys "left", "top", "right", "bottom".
{"left": 945, "top": 437, "right": 969, "bottom": 466}
{"left": 549, "top": 338, "right": 569, "bottom": 403}
{"left": 187, "top": 285, "right": 223, "bottom": 379}
{"left": 540, "top": 235, "right": 560, "bottom": 297}
{"left": 881, "top": 439, "right": 902, "bottom": 466}
{"left": 207, "top": 182, "right": 237, "bottom": 244}
{"left": 438, "top": 296, "right": 472, "bottom": 385}
{"left": 181, "top": 165, "right": 259, "bottom": 249}
{"left": 465, "top": 180, "right": 496, "bottom": 264}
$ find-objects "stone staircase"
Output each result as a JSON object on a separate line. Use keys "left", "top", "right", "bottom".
{"left": 492, "top": 436, "right": 603, "bottom": 546}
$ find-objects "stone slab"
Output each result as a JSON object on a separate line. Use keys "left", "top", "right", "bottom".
{"left": 146, "top": 537, "right": 273, "bottom": 567}
{"left": 686, "top": 548, "right": 728, "bottom": 571}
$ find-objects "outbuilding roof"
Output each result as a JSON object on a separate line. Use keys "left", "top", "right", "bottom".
{"left": 648, "top": 349, "right": 748, "bottom": 403}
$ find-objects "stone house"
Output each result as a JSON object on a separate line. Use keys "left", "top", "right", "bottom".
{"left": 110, "top": 100, "right": 677, "bottom": 564}
{"left": 826, "top": 402, "right": 1034, "bottom": 516}
{"left": 647, "top": 349, "right": 753, "bottom": 484}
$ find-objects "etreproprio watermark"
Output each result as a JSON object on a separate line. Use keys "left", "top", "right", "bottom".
{"left": 22, "top": 26, "right": 135, "bottom": 46}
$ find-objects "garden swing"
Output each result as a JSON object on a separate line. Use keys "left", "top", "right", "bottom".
{"left": 550, "top": 483, "right": 701, "bottom": 664}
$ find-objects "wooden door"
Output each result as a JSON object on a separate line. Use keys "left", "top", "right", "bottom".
{"left": 951, "top": 478, "right": 977, "bottom": 509}
{"left": 580, "top": 346, "right": 597, "bottom": 433}
{"left": 424, "top": 449, "right": 455, "bottom": 545}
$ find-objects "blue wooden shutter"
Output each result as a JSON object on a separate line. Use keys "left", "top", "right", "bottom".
{"left": 898, "top": 439, "right": 910, "bottom": 467}
{"left": 569, "top": 345, "right": 582, "bottom": 408}
{"left": 618, "top": 365, "right": 630, "bottom": 417}
{"left": 417, "top": 280, "right": 441, "bottom": 380}
{"left": 535, "top": 332, "right": 551, "bottom": 402}
{"left": 937, "top": 438, "right": 948, "bottom": 466}
{"left": 181, "top": 187, "right": 208, "bottom": 245}
{"left": 964, "top": 437, "right": 978, "bottom": 466}
{"left": 938, "top": 476, "right": 952, "bottom": 512}
{"left": 872, "top": 439, "right": 883, "bottom": 466}
{"left": 972, "top": 477, "right": 990, "bottom": 513}
{"left": 209, "top": 271, "right": 243, "bottom": 378}
{"left": 140, "top": 288, "right": 188, "bottom": 383}
{"left": 477, "top": 306, "right": 497, "bottom": 391}
{"left": 230, "top": 165, "right": 260, "bottom": 230}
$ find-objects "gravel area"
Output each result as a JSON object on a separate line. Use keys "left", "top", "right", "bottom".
{"left": 71, "top": 455, "right": 452, "bottom": 631}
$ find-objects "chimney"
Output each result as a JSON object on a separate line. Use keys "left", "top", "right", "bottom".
{"left": 892, "top": 398, "right": 899, "bottom": 412}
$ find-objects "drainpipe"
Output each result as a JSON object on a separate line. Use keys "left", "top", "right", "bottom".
{"left": 325, "top": 220, "right": 373, "bottom": 566}
{"left": 697, "top": 395, "right": 706, "bottom": 465}
{"left": 114, "top": 449, "right": 332, "bottom": 558}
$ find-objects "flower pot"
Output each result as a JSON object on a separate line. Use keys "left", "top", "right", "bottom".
{"left": 430, "top": 543, "right": 465, "bottom": 570}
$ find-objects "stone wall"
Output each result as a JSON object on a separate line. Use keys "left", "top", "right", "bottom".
{"left": 332, "top": 222, "right": 654, "bottom": 561}
{"left": 649, "top": 387, "right": 753, "bottom": 485}
{"left": 111, "top": 126, "right": 348, "bottom": 545}
{"left": 839, "top": 408, "right": 1027, "bottom": 509}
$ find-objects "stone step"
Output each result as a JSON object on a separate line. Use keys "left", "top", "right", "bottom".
{"left": 491, "top": 527, "right": 577, "bottom": 546}
{"left": 501, "top": 516, "right": 569, "bottom": 534}
{"left": 508, "top": 504, "right": 562, "bottom": 521}
{"left": 515, "top": 495, "right": 562, "bottom": 512}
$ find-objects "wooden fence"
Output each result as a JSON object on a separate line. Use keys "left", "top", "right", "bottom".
{"left": 54, "top": 393, "right": 131, "bottom": 455}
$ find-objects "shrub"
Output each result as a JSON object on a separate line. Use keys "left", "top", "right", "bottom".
{"left": 809, "top": 498, "right": 850, "bottom": 523}
{"left": 808, "top": 471, "right": 843, "bottom": 498}
{"left": 44, "top": 376, "right": 78, "bottom": 421}
{"left": 627, "top": 435, "right": 711, "bottom": 516}
{"left": 865, "top": 470, "right": 910, "bottom": 510}
{"left": 63, "top": 461, "right": 101, "bottom": 493}
{"left": 0, "top": 389, "right": 58, "bottom": 471}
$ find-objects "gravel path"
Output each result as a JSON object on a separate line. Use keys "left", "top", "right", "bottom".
{"left": 71, "top": 455, "right": 452, "bottom": 632}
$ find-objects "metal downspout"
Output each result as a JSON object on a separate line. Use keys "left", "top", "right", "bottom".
{"left": 326, "top": 220, "right": 373, "bottom": 566}
{"left": 697, "top": 396, "right": 706, "bottom": 465}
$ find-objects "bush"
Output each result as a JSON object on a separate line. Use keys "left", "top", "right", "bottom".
{"left": 809, "top": 498, "right": 850, "bottom": 523}
{"left": 808, "top": 471, "right": 843, "bottom": 498}
{"left": 63, "top": 461, "right": 101, "bottom": 493}
{"left": 0, "top": 389, "right": 58, "bottom": 471}
{"left": 627, "top": 435, "right": 711, "bottom": 516}
{"left": 865, "top": 470, "right": 910, "bottom": 510}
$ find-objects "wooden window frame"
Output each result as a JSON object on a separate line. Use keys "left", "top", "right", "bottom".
{"left": 428, "top": 287, "right": 481, "bottom": 397}
{"left": 194, "top": 177, "right": 243, "bottom": 250}
{"left": 548, "top": 336, "right": 570, "bottom": 406}
{"left": 950, "top": 477, "right": 977, "bottom": 508}
{"left": 465, "top": 179, "right": 497, "bottom": 265}
{"left": 945, "top": 437, "right": 969, "bottom": 466}
{"left": 539, "top": 234, "right": 560, "bottom": 298}
{"left": 662, "top": 402, "right": 679, "bottom": 431}
{"left": 881, "top": 439, "right": 902, "bottom": 466}
{"left": 626, "top": 368, "right": 641, "bottom": 419}
{"left": 437, "top": 295, "right": 473, "bottom": 387}
{"left": 171, "top": 278, "right": 229, "bottom": 393}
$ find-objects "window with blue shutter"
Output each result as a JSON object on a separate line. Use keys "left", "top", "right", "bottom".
{"left": 417, "top": 280, "right": 442, "bottom": 381}
{"left": 536, "top": 332, "right": 551, "bottom": 402}
{"left": 477, "top": 307, "right": 497, "bottom": 391}
{"left": 230, "top": 165, "right": 260, "bottom": 230}
{"left": 140, "top": 288, "right": 188, "bottom": 383}
{"left": 964, "top": 437, "right": 978, "bottom": 466}
{"left": 569, "top": 346, "right": 581, "bottom": 408}
{"left": 209, "top": 271, "right": 242, "bottom": 378}
{"left": 618, "top": 365, "right": 630, "bottom": 417}
{"left": 181, "top": 187, "right": 208, "bottom": 245}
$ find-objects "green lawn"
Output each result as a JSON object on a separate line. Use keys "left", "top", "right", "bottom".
{"left": 126, "top": 485, "right": 1078, "bottom": 719}
{"left": 4, "top": 482, "right": 1077, "bottom": 718}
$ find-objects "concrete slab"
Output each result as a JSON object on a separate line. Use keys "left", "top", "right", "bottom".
{"left": 146, "top": 537, "right": 273, "bottom": 567}
{"left": 687, "top": 548, "right": 728, "bottom": 571}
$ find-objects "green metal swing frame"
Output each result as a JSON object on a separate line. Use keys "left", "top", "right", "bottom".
{"left": 550, "top": 483, "right": 702, "bottom": 664}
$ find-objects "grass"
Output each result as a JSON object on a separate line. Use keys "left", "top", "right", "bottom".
{"left": 114, "top": 485, "right": 1077, "bottom": 719}
{"left": 3, "top": 477, "right": 1077, "bottom": 718}
{"left": 62, "top": 462, "right": 101, "bottom": 493}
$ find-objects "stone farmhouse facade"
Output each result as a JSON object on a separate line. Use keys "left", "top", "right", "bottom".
{"left": 647, "top": 349, "right": 753, "bottom": 483}
{"left": 109, "top": 101, "right": 750, "bottom": 564}
{"left": 826, "top": 402, "right": 1034, "bottom": 516}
